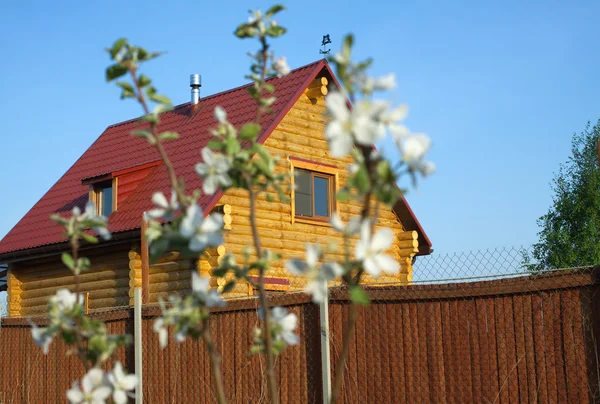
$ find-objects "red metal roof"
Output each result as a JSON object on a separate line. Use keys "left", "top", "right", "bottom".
{"left": 0, "top": 59, "right": 431, "bottom": 259}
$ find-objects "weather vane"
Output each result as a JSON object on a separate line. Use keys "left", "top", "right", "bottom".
{"left": 319, "top": 34, "right": 331, "bottom": 56}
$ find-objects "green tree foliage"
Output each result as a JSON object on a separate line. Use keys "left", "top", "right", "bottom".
{"left": 525, "top": 120, "right": 600, "bottom": 271}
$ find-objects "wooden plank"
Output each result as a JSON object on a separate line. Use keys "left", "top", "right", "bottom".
{"left": 552, "top": 292, "right": 568, "bottom": 403}
{"left": 531, "top": 294, "right": 549, "bottom": 403}
{"left": 392, "top": 300, "right": 407, "bottom": 403}
{"left": 495, "top": 297, "right": 509, "bottom": 404}
{"left": 427, "top": 300, "right": 446, "bottom": 403}
{"left": 511, "top": 295, "right": 528, "bottom": 403}
{"left": 404, "top": 299, "right": 417, "bottom": 403}
{"left": 579, "top": 287, "right": 599, "bottom": 402}
{"left": 457, "top": 299, "right": 473, "bottom": 403}
{"left": 416, "top": 301, "right": 430, "bottom": 403}
{"left": 520, "top": 294, "right": 538, "bottom": 404}
{"left": 542, "top": 292, "right": 559, "bottom": 403}
{"left": 475, "top": 299, "right": 491, "bottom": 402}
{"left": 561, "top": 289, "right": 587, "bottom": 403}
{"left": 440, "top": 300, "right": 455, "bottom": 403}
{"left": 502, "top": 295, "right": 519, "bottom": 404}
{"left": 466, "top": 299, "right": 481, "bottom": 402}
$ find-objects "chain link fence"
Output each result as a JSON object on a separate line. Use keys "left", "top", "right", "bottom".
{"left": 1, "top": 245, "right": 600, "bottom": 403}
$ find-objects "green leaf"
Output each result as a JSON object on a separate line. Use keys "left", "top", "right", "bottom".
{"left": 106, "top": 64, "right": 128, "bottom": 82}
{"left": 234, "top": 24, "right": 255, "bottom": 38}
{"left": 158, "top": 131, "right": 180, "bottom": 141}
{"left": 266, "top": 25, "right": 286, "bottom": 38}
{"left": 265, "top": 4, "right": 286, "bottom": 17}
{"left": 212, "top": 268, "right": 228, "bottom": 277}
{"left": 239, "top": 123, "right": 261, "bottom": 141}
{"left": 138, "top": 114, "right": 159, "bottom": 125}
{"left": 61, "top": 253, "right": 75, "bottom": 270}
{"left": 224, "top": 136, "right": 241, "bottom": 155}
{"left": 354, "top": 165, "right": 371, "bottom": 194}
{"left": 138, "top": 74, "right": 151, "bottom": 87}
{"left": 78, "top": 257, "right": 91, "bottom": 272}
{"left": 221, "top": 281, "right": 236, "bottom": 294}
{"left": 336, "top": 188, "right": 351, "bottom": 202}
{"left": 349, "top": 285, "right": 370, "bottom": 305}
{"left": 81, "top": 233, "right": 99, "bottom": 244}
{"left": 207, "top": 139, "right": 225, "bottom": 151}
{"left": 154, "top": 103, "right": 173, "bottom": 115}
{"left": 149, "top": 93, "right": 172, "bottom": 105}
{"left": 115, "top": 81, "right": 133, "bottom": 92}
{"left": 108, "top": 38, "right": 127, "bottom": 58}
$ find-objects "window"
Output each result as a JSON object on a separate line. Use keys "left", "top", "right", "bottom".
{"left": 92, "top": 181, "right": 115, "bottom": 217}
{"left": 295, "top": 169, "right": 333, "bottom": 220}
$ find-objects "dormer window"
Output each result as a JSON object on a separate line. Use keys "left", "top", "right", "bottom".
{"left": 92, "top": 180, "right": 115, "bottom": 217}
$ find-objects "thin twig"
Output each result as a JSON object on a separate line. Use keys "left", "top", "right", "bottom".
{"left": 331, "top": 146, "right": 377, "bottom": 403}
{"left": 128, "top": 69, "right": 187, "bottom": 207}
{"left": 70, "top": 237, "right": 90, "bottom": 371}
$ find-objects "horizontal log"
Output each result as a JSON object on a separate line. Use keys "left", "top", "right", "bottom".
{"left": 278, "top": 115, "right": 325, "bottom": 133}
{"left": 149, "top": 279, "right": 192, "bottom": 294}
{"left": 397, "top": 230, "right": 418, "bottom": 241}
{"left": 21, "top": 268, "right": 129, "bottom": 292}
{"left": 304, "top": 85, "right": 328, "bottom": 99}
{"left": 289, "top": 99, "right": 327, "bottom": 114}
{"left": 397, "top": 239, "right": 419, "bottom": 250}
{"left": 18, "top": 257, "right": 130, "bottom": 281}
{"left": 286, "top": 106, "right": 326, "bottom": 124}
{"left": 129, "top": 278, "right": 142, "bottom": 288}
{"left": 308, "top": 77, "right": 328, "bottom": 88}
{"left": 149, "top": 270, "right": 192, "bottom": 284}
{"left": 149, "top": 290, "right": 193, "bottom": 303}
{"left": 89, "top": 296, "right": 131, "bottom": 310}
{"left": 21, "top": 285, "right": 130, "bottom": 309}
{"left": 20, "top": 277, "right": 131, "bottom": 300}
{"left": 128, "top": 250, "right": 139, "bottom": 260}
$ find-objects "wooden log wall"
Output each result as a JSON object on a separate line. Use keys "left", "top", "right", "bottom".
{"left": 10, "top": 244, "right": 132, "bottom": 316}
{"left": 218, "top": 75, "right": 415, "bottom": 292}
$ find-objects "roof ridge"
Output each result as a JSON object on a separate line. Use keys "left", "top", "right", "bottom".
{"left": 106, "top": 59, "right": 326, "bottom": 130}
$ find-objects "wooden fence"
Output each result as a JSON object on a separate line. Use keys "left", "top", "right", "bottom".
{"left": 1, "top": 269, "right": 599, "bottom": 403}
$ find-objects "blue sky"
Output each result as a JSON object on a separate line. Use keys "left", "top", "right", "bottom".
{"left": 0, "top": 0, "right": 599, "bottom": 266}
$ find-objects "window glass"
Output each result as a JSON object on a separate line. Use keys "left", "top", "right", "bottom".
{"left": 313, "top": 176, "right": 330, "bottom": 217}
{"left": 295, "top": 169, "right": 313, "bottom": 216}
{"left": 101, "top": 186, "right": 113, "bottom": 216}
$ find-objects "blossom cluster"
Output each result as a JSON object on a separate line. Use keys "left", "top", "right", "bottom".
{"left": 153, "top": 272, "right": 225, "bottom": 349}
{"left": 67, "top": 363, "right": 137, "bottom": 404}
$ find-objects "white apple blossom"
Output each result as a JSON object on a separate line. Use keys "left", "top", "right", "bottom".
{"left": 146, "top": 190, "right": 179, "bottom": 219}
{"left": 30, "top": 322, "right": 53, "bottom": 354}
{"left": 395, "top": 133, "right": 435, "bottom": 176}
{"left": 66, "top": 368, "right": 112, "bottom": 404}
{"left": 271, "top": 306, "right": 299, "bottom": 346}
{"left": 153, "top": 317, "right": 168, "bottom": 349}
{"left": 214, "top": 106, "right": 227, "bottom": 123}
{"left": 357, "top": 73, "right": 397, "bottom": 93}
{"left": 273, "top": 56, "right": 291, "bottom": 78}
{"left": 192, "top": 272, "right": 225, "bottom": 308}
{"left": 285, "top": 243, "right": 343, "bottom": 303}
{"left": 50, "top": 289, "right": 83, "bottom": 312}
{"left": 330, "top": 212, "right": 361, "bottom": 237}
{"left": 355, "top": 220, "right": 399, "bottom": 277}
{"left": 195, "top": 147, "right": 232, "bottom": 195}
{"left": 106, "top": 362, "right": 137, "bottom": 404}
{"left": 179, "top": 203, "right": 224, "bottom": 252}
{"left": 72, "top": 202, "right": 111, "bottom": 240}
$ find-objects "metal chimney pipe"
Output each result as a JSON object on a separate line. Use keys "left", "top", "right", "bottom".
{"left": 190, "top": 74, "right": 201, "bottom": 105}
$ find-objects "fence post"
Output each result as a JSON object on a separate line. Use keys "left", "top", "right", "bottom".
{"left": 320, "top": 280, "right": 332, "bottom": 403}
{"left": 134, "top": 287, "right": 143, "bottom": 403}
